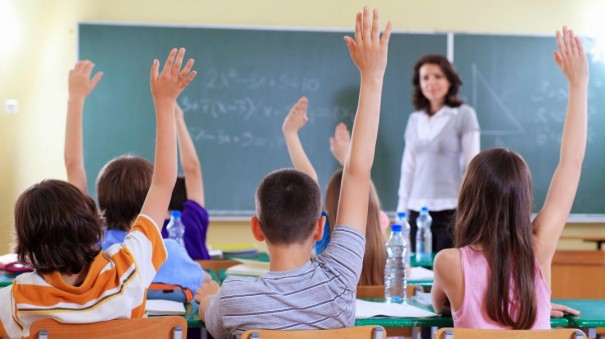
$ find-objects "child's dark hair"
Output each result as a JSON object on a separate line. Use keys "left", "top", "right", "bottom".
{"left": 255, "top": 169, "right": 321, "bottom": 245}
{"left": 412, "top": 54, "right": 464, "bottom": 111}
{"left": 96, "top": 155, "right": 153, "bottom": 231}
{"left": 14, "top": 180, "right": 104, "bottom": 275}
{"left": 455, "top": 148, "right": 536, "bottom": 329}
{"left": 169, "top": 176, "right": 187, "bottom": 211}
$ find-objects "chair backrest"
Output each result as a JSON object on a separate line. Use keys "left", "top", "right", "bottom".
{"left": 240, "top": 325, "right": 386, "bottom": 339}
{"left": 434, "top": 328, "right": 586, "bottom": 339}
{"left": 28, "top": 316, "right": 187, "bottom": 339}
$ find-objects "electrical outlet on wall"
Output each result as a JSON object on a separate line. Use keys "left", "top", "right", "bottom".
{"left": 4, "top": 99, "right": 19, "bottom": 114}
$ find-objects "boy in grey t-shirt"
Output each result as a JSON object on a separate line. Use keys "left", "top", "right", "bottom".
{"left": 195, "top": 7, "right": 392, "bottom": 338}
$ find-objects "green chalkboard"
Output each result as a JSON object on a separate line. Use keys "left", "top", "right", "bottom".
{"left": 78, "top": 23, "right": 447, "bottom": 215}
{"left": 454, "top": 34, "right": 605, "bottom": 216}
{"left": 78, "top": 24, "right": 605, "bottom": 217}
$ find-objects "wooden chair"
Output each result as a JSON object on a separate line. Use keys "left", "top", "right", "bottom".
{"left": 240, "top": 325, "right": 386, "bottom": 339}
{"left": 434, "top": 327, "right": 586, "bottom": 339}
{"left": 196, "top": 259, "right": 240, "bottom": 283}
{"left": 28, "top": 316, "right": 187, "bottom": 339}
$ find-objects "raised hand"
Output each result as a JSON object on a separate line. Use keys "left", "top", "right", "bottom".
{"left": 329, "top": 123, "right": 351, "bottom": 166}
{"left": 68, "top": 60, "right": 103, "bottom": 100}
{"left": 343, "top": 7, "right": 392, "bottom": 78}
{"left": 282, "top": 96, "right": 309, "bottom": 135}
{"left": 282, "top": 96, "right": 318, "bottom": 182}
{"left": 150, "top": 48, "right": 197, "bottom": 102}
{"left": 553, "top": 26, "right": 589, "bottom": 87}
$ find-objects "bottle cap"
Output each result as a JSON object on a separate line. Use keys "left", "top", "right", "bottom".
{"left": 391, "top": 224, "right": 402, "bottom": 232}
{"left": 396, "top": 211, "right": 406, "bottom": 219}
{"left": 170, "top": 210, "right": 182, "bottom": 218}
{"left": 421, "top": 206, "right": 429, "bottom": 212}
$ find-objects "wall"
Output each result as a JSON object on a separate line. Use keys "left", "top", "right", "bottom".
{"left": 0, "top": 0, "right": 603, "bottom": 254}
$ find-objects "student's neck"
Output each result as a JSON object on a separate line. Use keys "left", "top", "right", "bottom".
{"left": 266, "top": 242, "right": 312, "bottom": 271}
{"left": 61, "top": 265, "right": 89, "bottom": 286}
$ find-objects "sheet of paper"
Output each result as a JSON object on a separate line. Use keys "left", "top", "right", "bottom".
{"left": 146, "top": 299, "right": 186, "bottom": 316}
{"left": 409, "top": 266, "right": 434, "bottom": 281}
{"left": 226, "top": 264, "right": 268, "bottom": 277}
{"left": 234, "top": 259, "right": 270, "bottom": 270}
{"left": 355, "top": 299, "right": 437, "bottom": 318}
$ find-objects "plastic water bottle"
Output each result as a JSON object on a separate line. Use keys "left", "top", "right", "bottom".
{"left": 166, "top": 210, "right": 185, "bottom": 247}
{"left": 415, "top": 207, "right": 433, "bottom": 262}
{"left": 384, "top": 224, "right": 407, "bottom": 303}
{"left": 396, "top": 212, "right": 412, "bottom": 268}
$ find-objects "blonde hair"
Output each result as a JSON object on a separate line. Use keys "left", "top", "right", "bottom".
{"left": 325, "top": 169, "right": 386, "bottom": 285}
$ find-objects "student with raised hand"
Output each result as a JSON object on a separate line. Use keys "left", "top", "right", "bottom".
{"left": 62, "top": 59, "right": 206, "bottom": 300}
{"left": 431, "top": 26, "right": 588, "bottom": 329}
{"left": 282, "top": 99, "right": 387, "bottom": 285}
{"left": 195, "top": 7, "right": 391, "bottom": 337}
{"left": 0, "top": 48, "right": 196, "bottom": 338}
{"left": 161, "top": 104, "right": 211, "bottom": 260}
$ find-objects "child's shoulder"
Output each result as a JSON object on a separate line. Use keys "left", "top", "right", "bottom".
{"left": 434, "top": 248, "right": 461, "bottom": 270}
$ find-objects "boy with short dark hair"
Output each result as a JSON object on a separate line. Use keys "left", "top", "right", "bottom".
{"left": 0, "top": 49, "right": 197, "bottom": 338}
{"left": 196, "top": 7, "right": 391, "bottom": 337}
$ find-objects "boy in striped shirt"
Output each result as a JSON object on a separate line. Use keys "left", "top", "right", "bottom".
{"left": 0, "top": 48, "right": 197, "bottom": 338}
{"left": 196, "top": 7, "right": 391, "bottom": 338}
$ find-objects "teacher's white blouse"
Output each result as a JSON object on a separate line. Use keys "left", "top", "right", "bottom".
{"left": 397, "top": 104, "right": 480, "bottom": 212}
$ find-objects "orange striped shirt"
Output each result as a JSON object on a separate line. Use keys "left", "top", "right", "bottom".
{"left": 0, "top": 214, "right": 167, "bottom": 338}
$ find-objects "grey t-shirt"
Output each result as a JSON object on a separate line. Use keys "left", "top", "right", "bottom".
{"left": 205, "top": 226, "right": 365, "bottom": 338}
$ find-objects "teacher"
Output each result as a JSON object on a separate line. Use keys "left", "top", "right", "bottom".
{"left": 397, "top": 54, "right": 480, "bottom": 254}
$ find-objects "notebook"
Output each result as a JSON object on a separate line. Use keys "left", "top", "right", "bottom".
{"left": 355, "top": 299, "right": 437, "bottom": 318}
{"left": 225, "top": 259, "right": 270, "bottom": 277}
{"left": 145, "top": 299, "right": 186, "bottom": 316}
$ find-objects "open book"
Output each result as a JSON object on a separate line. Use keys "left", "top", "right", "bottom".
{"left": 225, "top": 259, "right": 270, "bottom": 277}
{"left": 355, "top": 299, "right": 437, "bottom": 318}
{"left": 146, "top": 299, "right": 186, "bottom": 316}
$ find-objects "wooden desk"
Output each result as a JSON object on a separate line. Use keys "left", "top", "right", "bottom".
{"left": 556, "top": 299, "right": 605, "bottom": 339}
{"left": 551, "top": 250, "right": 605, "bottom": 298}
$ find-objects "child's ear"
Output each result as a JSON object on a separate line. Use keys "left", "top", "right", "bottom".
{"left": 312, "top": 216, "right": 326, "bottom": 241}
{"left": 250, "top": 216, "right": 265, "bottom": 241}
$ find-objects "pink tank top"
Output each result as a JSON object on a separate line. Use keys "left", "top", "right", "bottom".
{"left": 452, "top": 246, "right": 551, "bottom": 329}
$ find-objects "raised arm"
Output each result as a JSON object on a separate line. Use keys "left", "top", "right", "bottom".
{"left": 176, "top": 103, "right": 205, "bottom": 206}
{"left": 533, "top": 27, "right": 588, "bottom": 279}
{"left": 282, "top": 96, "right": 318, "bottom": 182}
{"left": 142, "top": 48, "right": 197, "bottom": 229}
{"left": 336, "top": 7, "right": 391, "bottom": 233}
{"left": 329, "top": 123, "right": 351, "bottom": 166}
{"left": 64, "top": 61, "right": 103, "bottom": 193}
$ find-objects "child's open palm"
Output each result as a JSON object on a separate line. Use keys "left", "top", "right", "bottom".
{"left": 150, "top": 48, "right": 197, "bottom": 101}
{"left": 553, "top": 26, "right": 588, "bottom": 87}
{"left": 330, "top": 123, "right": 351, "bottom": 166}
{"left": 282, "top": 96, "right": 309, "bottom": 134}
{"left": 344, "top": 7, "right": 392, "bottom": 78}
{"left": 68, "top": 61, "right": 103, "bottom": 99}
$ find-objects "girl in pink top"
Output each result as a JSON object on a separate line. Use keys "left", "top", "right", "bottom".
{"left": 432, "top": 26, "right": 588, "bottom": 329}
